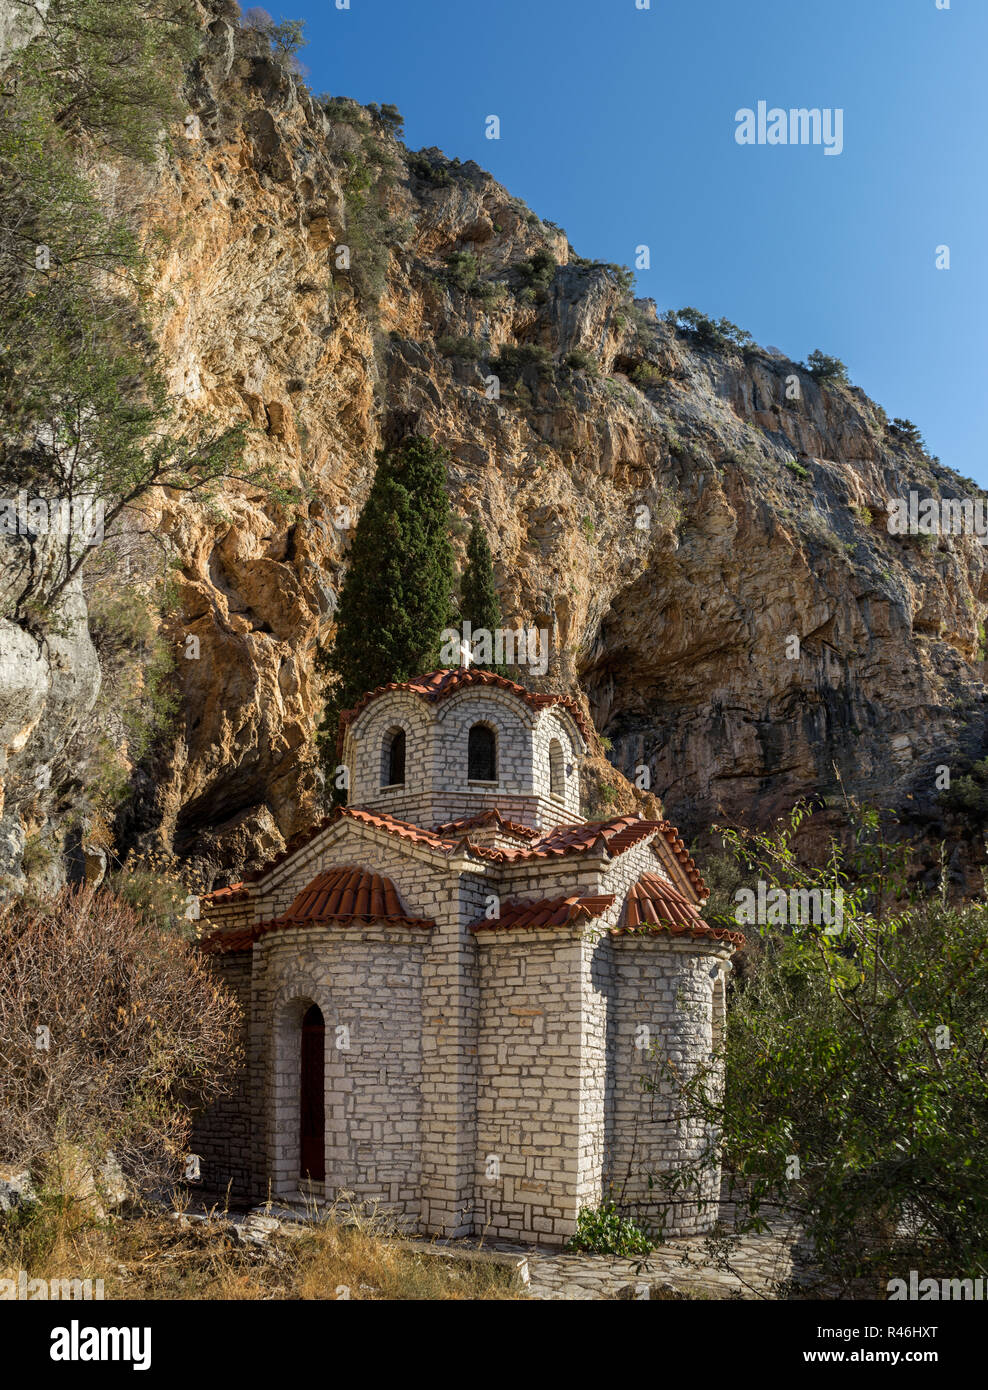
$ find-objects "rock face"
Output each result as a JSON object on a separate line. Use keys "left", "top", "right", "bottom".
{"left": 7, "top": 5, "right": 988, "bottom": 889}
{"left": 0, "top": 0, "right": 47, "bottom": 70}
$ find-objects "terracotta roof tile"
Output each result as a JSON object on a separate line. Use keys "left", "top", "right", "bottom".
{"left": 201, "top": 881, "right": 250, "bottom": 903}
{"left": 337, "top": 668, "right": 591, "bottom": 754}
{"left": 200, "top": 865, "right": 434, "bottom": 954}
{"left": 434, "top": 809, "right": 541, "bottom": 842}
{"left": 615, "top": 873, "right": 744, "bottom": 947}
{"left": 471, "top": 894, "right": 616, "bottom": 934}
{"left": 228, "top": 807, "right": 707, "bottom": 898}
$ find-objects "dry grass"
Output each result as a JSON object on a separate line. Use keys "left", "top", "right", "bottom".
{"left": 0, "top": 1196, "right": 525, "bottom": 1301}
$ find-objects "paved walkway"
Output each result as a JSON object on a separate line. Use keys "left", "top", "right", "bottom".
{"left": 196, "top": 1195, "right": 831, "bottom": 1300}
{"left": 461, "top": 1210, "right": 826, "bottom": 1300}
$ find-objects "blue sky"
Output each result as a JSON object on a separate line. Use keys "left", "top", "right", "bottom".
{"left": 279, "top": 0, "right": 986, "bottom": 486}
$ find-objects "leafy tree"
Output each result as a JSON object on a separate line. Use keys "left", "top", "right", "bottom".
{"left": 516, "top": 247, "right": 557, "bottom": 291}
{"left": 0, "top": 3, "right": 282, "bottom": 625}
{"left": 444, "top": 250, "right": 478, "bottom": 293}
{"left": 939, "top": 756, "right": 988, "bottom": 827}
{"left": 367, "top": 102, "right": 404, "bottom": 139}
{"left": 665, "top": 306, "right": 753, "bottom": 352}
{"left": 806, "top": 349, "right": 850, "bottom": 384}
{"left": 316, "top": 435, "right": 455, "bottom": 765}
{"left": 890, "top": 417, "right": 927, "bottom": 451}
{"left": 14, "top": 0, "right": 199, "bottom": 162}
{"left": 646, "top": 801, "right": 988, "bottom": 1291}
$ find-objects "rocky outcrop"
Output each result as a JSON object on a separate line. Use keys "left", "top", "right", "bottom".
{"left": 7, "top": 4, "right": 988, "bottom": 891}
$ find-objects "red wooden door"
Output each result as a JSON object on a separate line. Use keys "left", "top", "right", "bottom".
{"left": 300, "top": 1004, "right": 325, "bottom": 1181}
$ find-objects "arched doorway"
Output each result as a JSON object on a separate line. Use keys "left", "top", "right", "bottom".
{"left": 299, "top": 1003, "right": 325, "bottom": 1182}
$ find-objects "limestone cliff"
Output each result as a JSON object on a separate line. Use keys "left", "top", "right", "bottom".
{"left": 7, "top": 1, "right": 988, "bottom": 892}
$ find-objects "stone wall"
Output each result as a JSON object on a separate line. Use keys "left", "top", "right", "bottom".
{"left": 474, "top": 926, "right": 586, "bottom": 1242}
{"left": 343, "top": 686, "right": 584, "bottom": 830}
{"left": 190, "top": 952, "right": 254, "bottom": 1200}
{"left": 251, "top": 923, "right": 428, "bottom": 1223}
{"left": 607, "top": 934, "right": 733, "bottom": 1236}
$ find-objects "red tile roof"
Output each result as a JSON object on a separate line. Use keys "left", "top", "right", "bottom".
{"left": 471, "top": 894, "right": 616, "bottom": 934}
{"left": 615, "top": 873, "right": 744, "bottom": 947}
{"left": 337, "top": 668, "right": 591, "bottom": 753}
{"left": 200, "top": 865, "right": 434, "bottom": 954}
{"left": 200, "top": 882, "right": 250, "bottom": 903}
{"left": 203, "top": 808, "right": 706, "bottom": 900}
{"left": 434, "top": 809, "right": 541, "bottom": 842}
{"left": 486, "top": 815, "right": 707, "bottom": 898}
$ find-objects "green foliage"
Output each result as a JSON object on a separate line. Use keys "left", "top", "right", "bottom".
{"left": 567, "top": 1202, "right": 652, "bottom": 1256}
{"left": 316, "top": 436, "right": 456, "bottom": 764}
{"left": 890, "top": 417, "right": 927, "bottom": 451}
{"left": 516, "top": 247, "right": 557, "bottom": 291}
{"left": 437, "top": 335, "right": 485, "bottom": 360}
{"left": 470, "top": 279, "right": 507, "bottom": 305}
{"left": 653, "top": 802, "right": 988, "bottom": 1287}
{"left": 443, "top": 250, "right": 478, "bottom": 293}
{"left": 405, "top": 149, "right": 453, "bottom": 185}
{"left": 940, "top": 757, "right": 988, "bottom": 826}
{"left": 14, "top": 0, "right": 199, "bottom": 161}
{"left": 629, "top": 362, "right": 666, "bottom": 388}
{"left": 490, "top": 344, "right": 554, "bottom": 386}
{"left": 0, "top": 0, "right": 271, "bottom": 624}
{"left": 664, "top": 306, "right": 752, "bottom": 352}
{"left": 563, "top": 349, "right": 598, "bottom": 376}
{"left": 366, "top": 102, "right": 404, "bottom": 139}
{"left": 805, "top": 349, "right": 850, "bottom": 384}
{"left": 785, "top": 458, "right": 810, "bottom": 480}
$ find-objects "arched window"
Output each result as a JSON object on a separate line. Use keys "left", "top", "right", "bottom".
{"left": 548, "top": 738, "right": 565, "bottom": 798}
{"left": 299, "top": 1003, "right": 325, "bottom": 1182}
{"left": 467, "top": 722, "right": 497, "bottom": 782}
{"left": 382, "top": 727, "right": 405, "bottom": 786}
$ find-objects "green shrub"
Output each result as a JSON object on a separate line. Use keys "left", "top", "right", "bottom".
{"left": 567, "top": 1203, "right": 652, "bottom": 1256}
{"left": 444, "top": 250, "right": 478, "bottom": 293}
{"left": 785, "top": 458, "right": 810, "bottom": 480}
{"left": 656, "top": 803, "right": 988, "bottom": 1287}
{"left": 665, "top": 307, "right": 752, "bottom": 352}
{"left": 437, "top": 336, "right": 484, "bottom": 360}
{"left": 471, "top": 280, "right": 507, "bottom": 305}
{"left": 516, "top": 248, "right": 557, "bottom": 290}
{"left": 629, "top": 362, "right": 666, "bottom": 388}
{"left": 806, "top": 349, "right": 850, "bottom": 384}
{"left": 405, "top": 149, "right": 454, "bottom": 184}
{"left": 489, "top": 344, "right": 554, "bottom": 386}
{"left": 564, "top": 349, "right": 598, "bottom": 376}
{"left": 890, "top": 417, "right": 927, "bottom": 451}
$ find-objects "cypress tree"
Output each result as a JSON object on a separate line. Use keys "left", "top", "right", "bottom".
{"left": 317, "top": 435, "right": 455, "bottom": 765}
{"left": 458, "top": 514, "right": 506, "bottom": 674}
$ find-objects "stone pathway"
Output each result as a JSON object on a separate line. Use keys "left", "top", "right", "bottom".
{"left": 193, "top": 1194, "right": 830, "bottom": 1300}
{"left": 459, "top": 1211, "right": 824, "bottom": 1300}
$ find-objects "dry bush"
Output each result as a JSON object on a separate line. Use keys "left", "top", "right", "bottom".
{"left": 0, "top": 887, "right": 242, "bottom": 1196}
{"left": 0, "top": 1200, "right": 524, "bottom": 1301}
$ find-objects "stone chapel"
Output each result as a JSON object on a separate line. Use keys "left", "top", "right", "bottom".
{"left": 194, "top": 667, "right": 743, "bottom": 1246}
